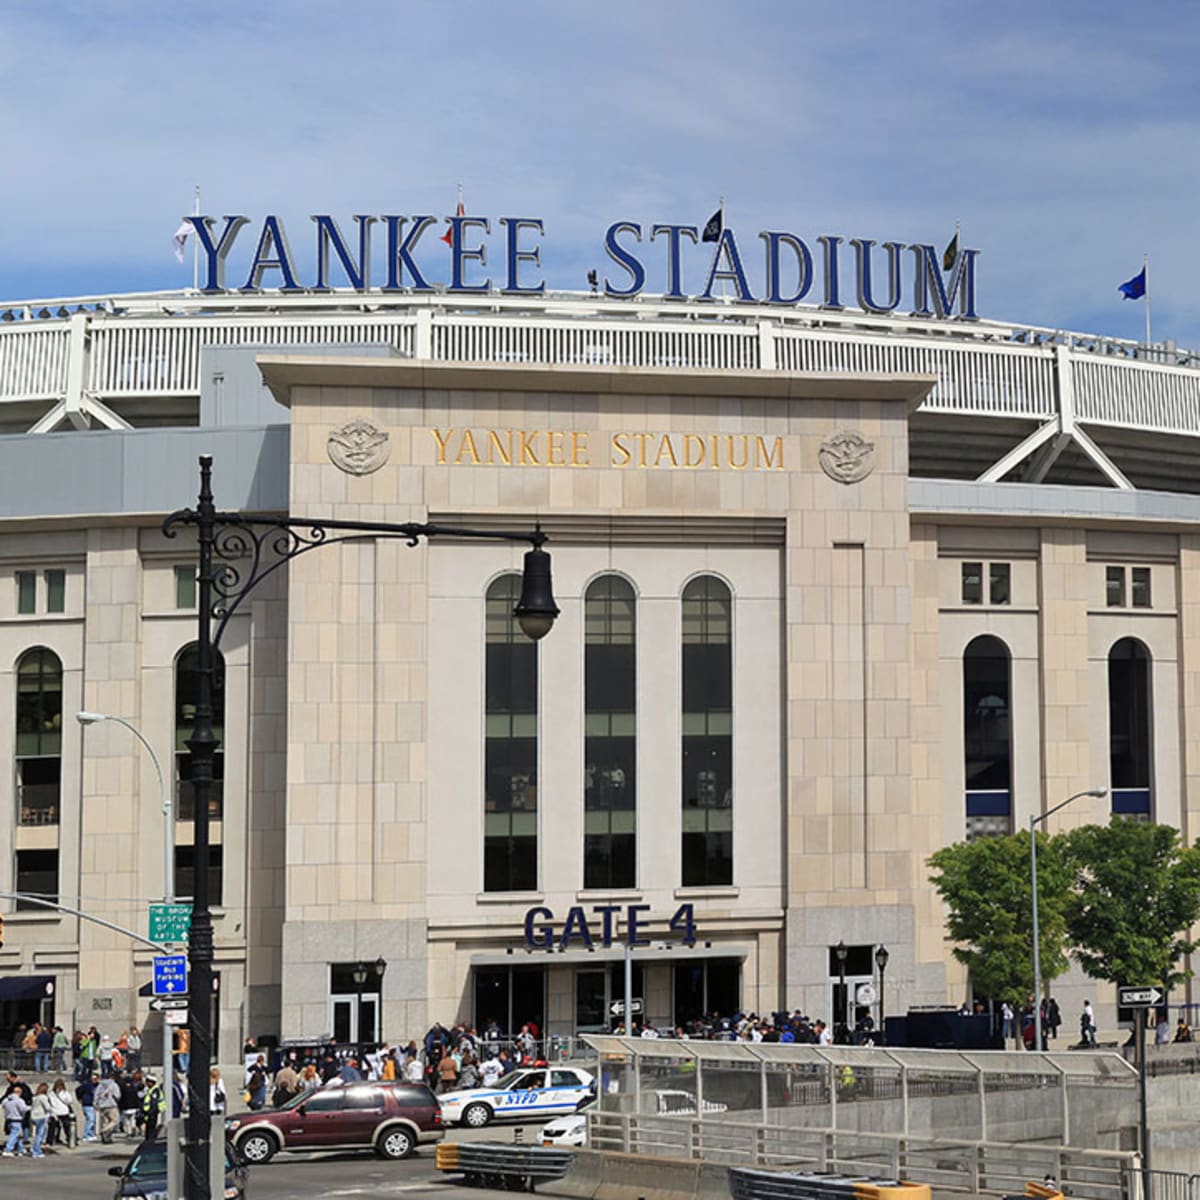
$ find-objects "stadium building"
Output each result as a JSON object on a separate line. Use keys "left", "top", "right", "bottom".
{"left": 1, "top": 241, "right": 1199, "bottom": 1057}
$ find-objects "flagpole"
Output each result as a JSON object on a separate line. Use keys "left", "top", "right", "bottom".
{"left": 1143, "top": 253, "right": 1151, "bottom": 350}
{"left": 192, "top": 185, "right": 200, "bottom": 293}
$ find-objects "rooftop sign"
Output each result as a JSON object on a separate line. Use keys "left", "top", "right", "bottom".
{"left": 180, "top": 214, "right": 979, "bottom": 319}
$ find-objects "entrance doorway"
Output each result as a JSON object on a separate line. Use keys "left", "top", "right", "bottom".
{"left": 574, "top": 962, "right": 645, "bottom": 1033}
{"left": 828, "top": 944, "right": 874, "bottom": 1040}
{"left": 328, "top": 964, "right": 380, "bottom": 1047}
{"left": 473, "top": 965, "right": 545, "bottom": 1037}
{"left": 672, "top": 958, "right": 740, "bottom": 1030}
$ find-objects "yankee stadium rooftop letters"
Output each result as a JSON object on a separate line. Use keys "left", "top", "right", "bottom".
{"left": 5, "top": 273, "right": 1200, "bottom": 1056}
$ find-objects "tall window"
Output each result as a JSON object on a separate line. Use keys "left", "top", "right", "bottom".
{"left": 175, "top": 644, "right": 225, "bottom": 821}
{"left": 963, "top": 635, "right": 1012, "bottom": 839}
{"left": 681, "top": 576, "right": 732, "bottom": 886}
{"left": 584, "top": 576, "right": 636, "bottom": 889}
{"left": 15, "top": 648, "right": 62, "bottom": 826}
{"left": 484, "top": 575, "right": 538, "bottom": 892}
{"left": 174, "top": 845, "right": 223, "bottom": 906}
{"left": 1109, "top": 638, "right": 1152, "bottom": 821}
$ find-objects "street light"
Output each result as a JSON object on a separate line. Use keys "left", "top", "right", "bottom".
{"left": 163, "top": 455, "right": 557, "bottom": 1200}
{"left": 1031, "top": 787, "right": 1107, "bottom": 1052}
{"left": 76, "top": 710, "right": 180, "bottom": 1186}
{"left": 874, "top": 945, "right": 889, "bottom": 1045}
{"left": 835, "top": 940, "right": 848, "bottom": 1044}
{"left": 350, "top": 961, "right": 370, "bottom": 1069}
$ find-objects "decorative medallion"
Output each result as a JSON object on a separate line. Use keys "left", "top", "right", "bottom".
{"left": 818, "top": 429, "right": 875, "bottom": 484}
{"left": 327, "top": 418, "right": 390, "bottom": 475}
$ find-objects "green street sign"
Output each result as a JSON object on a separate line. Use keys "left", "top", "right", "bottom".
{"left": 149, "top": 903, "right": 192, "bottom": 944}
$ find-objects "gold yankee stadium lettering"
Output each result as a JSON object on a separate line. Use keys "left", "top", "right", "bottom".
{"left": 429, "top": 429, "right": 784, "bottom": 470}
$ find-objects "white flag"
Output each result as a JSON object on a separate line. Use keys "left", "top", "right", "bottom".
{"left": 173, "top": 219, "right": 191, "bottom": 264}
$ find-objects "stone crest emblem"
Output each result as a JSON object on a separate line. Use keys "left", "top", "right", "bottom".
{"left": 818, "top": 429, "right": 875, "bottom": 484}
{"left": 327, "top": 418, "right": 390, "bottom": 476}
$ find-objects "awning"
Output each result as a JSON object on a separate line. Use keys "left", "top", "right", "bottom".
{"left": 0, "top": 975, "right": 54, "bottom": 1001}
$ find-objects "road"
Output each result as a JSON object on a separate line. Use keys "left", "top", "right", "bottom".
{"left": 0, "top": 1122, "right": 552, "bottom": 1199}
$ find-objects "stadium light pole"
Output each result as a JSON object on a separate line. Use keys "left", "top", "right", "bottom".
{"left": 1031, "top": 787, "right": 1107, "bottom": 1052}
{"left": 164, "top": 455, "right": 558, "bottom": 1200}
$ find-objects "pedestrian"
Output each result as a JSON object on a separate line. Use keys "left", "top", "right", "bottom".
{"left": 245, "top": 1057, "right": 268, "bottom": 1110}
{"left": 95, "top": 1074, "right": 121, "bottom": 1143}
{"left": 437, "top": 1049, "right": 459, "bottom": 1093}
{"left": 1081, "top": 1000, "right": 1097, "bottom": 1048}
{"left": 98, "top": 1033, "right": 115, "bottom": 1078}
{"left": 118, "top": 1073, "right": 141, "bottom": 1137}
{"left": 51, "top": 1027, "right": 69, "bottom": 1074}
{"left": 1046, "top": 997, "right": 1062, "bottom": 1041}
{"left": 172, "top": 1071, "right": 187, "bottom": 1119}
{"left": 458, "top": 1055, "right": 480, "bottom": 1090}
{"left": 2, "top": 1088, "right": 30, "bottom": 1157}
{"left": 34, "top": 1025, "right": 52, "bottom": 1075}
{"left": 75, "top": 1073, "right": 98, "bottom": 1141}
{"left": 272, "top": 1059, "right": 299, "bottom": 1107}
{"left": 141, "top": 1076, "right": 165, "bottom": 1141}
{"left": 29, "top": 1083, "right": 52, "bottom": 1158}
{"left": 1000, "top": 1001, "right": 1015, "bottom": 1044}
{"left": 125, "top": 1027, "right": 142, "bottom": 1073}
{"left": 404, "top": 1054, "right": 424, "bottom": 1084}
{"left": 174, "top": 1028, "right": 191, "bottom": 1076}
{"left": 48, "top": 1078, "right": 74, "bottom": 1147}
{"left": 210, "top": 1068, "right": 227, "bottom": 1116}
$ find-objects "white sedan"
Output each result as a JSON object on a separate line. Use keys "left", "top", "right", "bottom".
{"left": 540, "top": 1113, "right": 587, "bottom": 1147}
{"left": 439, "top": 1067, "right": 595, "bottom": 1128}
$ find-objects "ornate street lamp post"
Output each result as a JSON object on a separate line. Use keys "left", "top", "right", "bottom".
{"left": 874, "top": 944, "right": 889, "bottom": 1045}
{"left": 164, "top": 455, "right": 557, "bottom": 1200}
{"left": 835, "top": 940, "right": 848, "bottom": 1045}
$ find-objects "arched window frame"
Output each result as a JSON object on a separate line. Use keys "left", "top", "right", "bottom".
{"left": 681, "top": 574, "right": 733, "bottom": 887}
{"left": 963, "top": 634, "right": 1012, "bottom": 840}
{"left": 1108, "top": 637, "right": 1153, "bottom": 822}
{"left": 584, "top": 573, "right": 637, "bottom": 890}
{"left": 484, "top": 573, "right": 539, "bottom": 893}
{"left": 15, "top": 646, "right": 63, "bottom": 827}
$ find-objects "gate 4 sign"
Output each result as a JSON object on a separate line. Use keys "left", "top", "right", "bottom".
{"left": 1118, "top": 986, "right": 1163, "bottom": 1007}
{"left": 152, "top": 954, "right": 188, "bottom": 996}
{"left": 523, "top": 903, "right": 698, "bottom": 950}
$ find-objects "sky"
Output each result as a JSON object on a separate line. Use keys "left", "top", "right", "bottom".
{"left": 1, "top": 1, "right": 1197, "bottom": 346}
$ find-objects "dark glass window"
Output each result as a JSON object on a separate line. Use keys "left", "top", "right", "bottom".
{"left": 681, "top": 576, "right": 732, "bottom": 886}
{"left": 174, "top": 845, "right": 223, "bottom": 906}
{"left": 989, "top": 563, "right": 1011, "bottom": 605}
{"left": 1109, "top": 638, "right": 1152, "bottom": 821}
{"left": 16, "top": 648, "right": 62, "bottom": 826}
{"left": 1131, "top": 568, "right": 1152, "bottom": 609}
{"left": 484, "top": 575, "right": 538, "bottom": 892}
{"left": 473, "top": 965, "right": 546, "bottom": 1035}
{"left": 961, "top": 563, "right": 983, "bottom": 605}
{"left": 963, "top": 635, "right": 1012, "bottom": 839}
{"left": 175, "top": 644, "right": 225, "bottom": 821}
{"left": 44, "top": 570, "right": 65, "bottom": 614}
{"left": 175, "top": 566, "right": 196, "bottom": 610}
{"left": 584, "top": 576, "right": 636, "bottom": 889}
{"left": 301, "top": 1090, "right": 344, "bottom": 1113}
{"left": 1106, "top": 566, "right": 1126, "bottom": 608}
{"left": 16, "top": 571, "right": 35, "bottom": 614}
{"left": 15, "top": 849, "right": 58, "bottom": 910}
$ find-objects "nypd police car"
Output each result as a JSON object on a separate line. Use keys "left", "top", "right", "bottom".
{"left": 438, "top": 1067, "right": 595, "bottom": 1128}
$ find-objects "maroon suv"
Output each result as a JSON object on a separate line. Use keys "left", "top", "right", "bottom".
{"left": 225, "top": 1082, "right": 443, "bottom": 1162}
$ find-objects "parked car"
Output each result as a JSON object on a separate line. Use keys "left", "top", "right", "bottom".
{"left": 108, "top": 1136, "right": 248, "bottom": 1200}
{"left": 540, "top": 1112, "right": 588, "bottom": 1147}
{"left": 225, "top": 1081, "right": 443, "bottom": 1163}
{"left": 439, "top": 1066, "right": 595, "bottom": 1128}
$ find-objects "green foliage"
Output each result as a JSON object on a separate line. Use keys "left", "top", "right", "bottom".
{"left": 1064, "top": 820, "right": 1200, "bottom": 989}
{"left": 928, "top": 832, "right": 1072, "bottom": 1004}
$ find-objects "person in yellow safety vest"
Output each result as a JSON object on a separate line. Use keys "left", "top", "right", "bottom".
{"left": 837, "top": 1064, "right": 856, "bottom": 1092}
{"left": 141, "top": 1076, "right": 166, "bottom": 1140}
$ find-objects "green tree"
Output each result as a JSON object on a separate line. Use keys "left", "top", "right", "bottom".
{"left": 928, "top": 831, "right": 1072, "bottom": 1005}
{"left": 1064, "top": 819, "right": 1200, "bottom": 989}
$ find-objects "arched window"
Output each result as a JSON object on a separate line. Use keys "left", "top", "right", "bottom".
{"left": 963, "top": 635, "right": 1012, "bottom": 840}
{"left": 681, "top": 576, "right": 732, "bottom": 886}
{"left": 15, "top": 647, "right": 62, "bottom": 909}
{"left": 584, "top": 575, "right": 636, "bottom": 889}
{"left": 485, "top": 575, "right": 538, "bottom": 892}
{"left": 174, "top": 643, "right": 225, "bottom": 904}
{"left": 1109, "top": 638, "right": 1152, "bottom": 821}
{"left": 15, "top": 647, "right": 62, "bottom": 827}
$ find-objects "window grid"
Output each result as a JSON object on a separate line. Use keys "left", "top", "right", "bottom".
{"left": 175, "top": 565, "right": 197, "bottom": 610}
{"left": 681, "top": 576, "right": 733, "bottom": 886}
{"left": 16, "top": 571, "right": 35, "bottom": 614}
{"left": 16, "top": 647, "right": 63, "bottom": 827}
{"left": 44, "top": 570, "right": 65, "bottom": 613}
{"left": 584, "top": 576, "right": 636, "bottom": 890}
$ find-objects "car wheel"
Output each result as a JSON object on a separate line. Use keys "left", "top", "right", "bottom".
{"left": 237, "top": 1131, "right": 278, "bottom": 1164}
{"left": 462, "top": 1102, "right": 492, "bottom": 1128}
{"left": 377, "top": 1126, "right": 414, "bottom": 1160}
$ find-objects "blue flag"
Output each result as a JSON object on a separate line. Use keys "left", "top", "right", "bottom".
{"left": 1118, "top": 268, "right": 1146, "bottom": 300}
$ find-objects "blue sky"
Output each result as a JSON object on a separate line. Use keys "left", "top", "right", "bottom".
{"left": 1, "top": 1, "right": 1196, "bottom": 345}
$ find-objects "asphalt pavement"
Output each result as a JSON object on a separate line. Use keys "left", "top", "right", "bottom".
{"left": 0, "top": 1119, "right": 554, "bottom": 1199}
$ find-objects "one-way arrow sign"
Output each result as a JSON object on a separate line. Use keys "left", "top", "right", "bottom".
{"left": 1118, "top": 986, "right": 1164, "bottom": 1007}
{"left": 149, "top": 996, "right": 189, "bottom": 1012}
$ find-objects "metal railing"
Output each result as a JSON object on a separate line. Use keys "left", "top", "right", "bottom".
{"left": 588, "top": 1110, "right": 1140, "bottom": 1199}
{"left": 3, "top": 290, "right": 1200, "bottom": 446}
